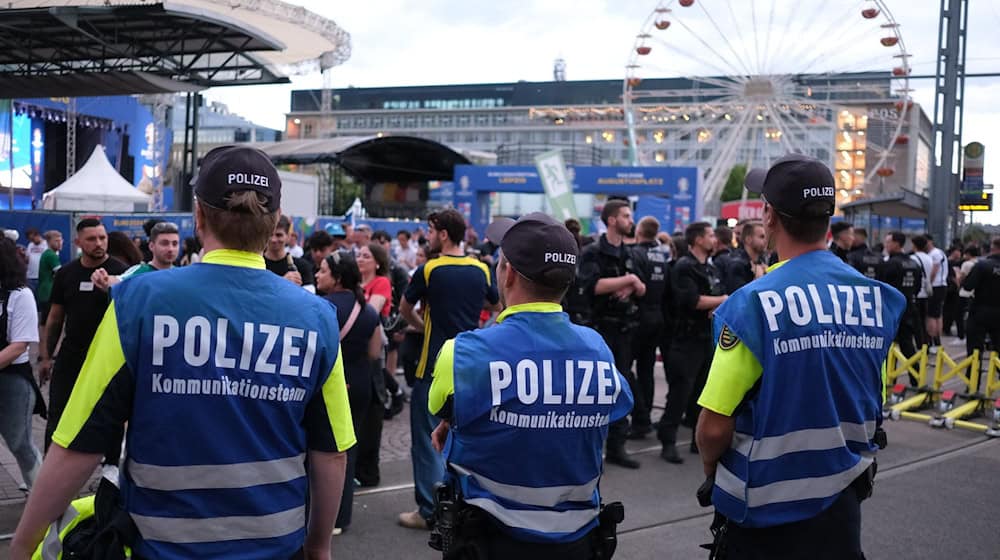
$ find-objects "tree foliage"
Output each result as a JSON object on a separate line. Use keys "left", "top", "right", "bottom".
{"left": 719, "top": 164, "right": 759, "bottom": 202}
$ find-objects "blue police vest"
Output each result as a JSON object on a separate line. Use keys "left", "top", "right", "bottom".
{"left": 445, "top": 307, "right": 633, "bottom": 543}
{"left": 711, "top": 250, "right": 905, "bottom": 528}
{"left": 111, "top": 262, "right": 341, "bottom": 559}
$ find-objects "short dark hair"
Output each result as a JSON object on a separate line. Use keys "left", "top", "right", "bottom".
{"left": 149, "top": 221, "right": 179, "bottom": 242}
{"left": 397, "top": 229, "right": 411, "bottom": 240}
{"left": 276, "top": 214, "right": 292, "bottom": 233}
{"left": 911, "top": 235, "right": 928, "bottom": 251}
{"left": 854, "top": 227, "right": 868, "bottom": 240}
{"left": 887, "top": 231, "right": 906, "bottom": 246}
{"left": 142, "top": 218, "right": 164, "bottom": 237}
{"left": 26, "top": 228, "right": 40, "bottom": 237}
{"left": 715, "top": 225, "right": 732, "bottom": 247}
{"left": 427, "top": 208, "right": 466, "bottom": 245}
{"left": 76, "top": 218, "right": 102, "bottom": 232}
{"left": 638, "top": 217, "right": 659, "bottom": 239}
{"left": 741, "top": 221, "right": 763, "bottom": 245}
{"left": 306, "top": 231, "right": 333, "bottom": 251}
{"left": 564, "top": 218, "right": 582, "bottom": 235}
{"left": 685, "top": 221, "right": 712, "bottom": 248}
{"left": 601, "top": 200, "right": 630, "bottom": 225}
{"left": 830, "top": 221, "right": 853, "bottom": 237}
{"left": 774, "top": 201, "right": 830, "bottom": 244}
{"left": 372, "top": 230, "right": 392, "bottom": 244}
{"left": 964, "top": 245, "right": 980, "bottom": 257}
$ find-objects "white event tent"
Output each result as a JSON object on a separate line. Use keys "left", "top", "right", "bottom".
{"left": 42, "top": 146, "right": 151, "bottom": 212}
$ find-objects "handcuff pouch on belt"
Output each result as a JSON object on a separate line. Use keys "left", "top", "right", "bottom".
{"left": 430, "top": 480, "right": 625, "bottom": 559}
{"left": 592, "top": 501, "right": 624, "bottom": 560}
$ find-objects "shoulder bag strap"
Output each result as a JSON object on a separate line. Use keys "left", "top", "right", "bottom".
{"left": 340, "top": 301, "right": 362, "bottom": 341}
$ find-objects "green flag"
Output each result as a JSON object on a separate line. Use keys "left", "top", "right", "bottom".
{"left": 534, "top": 149, "right": 577, "bottom": 221}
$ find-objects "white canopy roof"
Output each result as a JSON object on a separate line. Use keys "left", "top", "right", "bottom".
{"left": 42, "top": 146, "right": 151, "bottom": 212}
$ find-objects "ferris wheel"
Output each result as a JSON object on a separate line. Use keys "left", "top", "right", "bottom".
{"left": 623, "top": 0, "right": 911, "bottom": 212}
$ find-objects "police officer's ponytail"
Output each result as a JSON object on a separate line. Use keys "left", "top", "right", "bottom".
{"left": 325, "top": 251, "right": 366, "bottom": 306}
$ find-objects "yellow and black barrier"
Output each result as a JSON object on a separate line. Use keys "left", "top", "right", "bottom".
{"left": 928, "top": 348, "right": 980, "bottom": 428}
{"left": 937, "top": 350, "right": 1000, "bottom": 437}
{"left": 885, "top": 344, "right": 936, "bottom": 421}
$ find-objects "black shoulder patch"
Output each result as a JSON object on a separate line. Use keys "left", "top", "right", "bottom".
{"left": 719, "top": 325, "right": 740, "bottom": 350}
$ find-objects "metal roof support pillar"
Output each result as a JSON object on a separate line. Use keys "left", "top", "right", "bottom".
{"left": 179, "top": 92, "right": 201, "bottom": 212}
{"left": 929, "top": 0, "right": 968, "bottom": 245}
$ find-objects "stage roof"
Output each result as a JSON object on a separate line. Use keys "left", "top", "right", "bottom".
{"left": 256, "top": 136, "right": 473, "bottom": 184}
{"left": 0, "top": 0, "right": 351, "bottom": 96}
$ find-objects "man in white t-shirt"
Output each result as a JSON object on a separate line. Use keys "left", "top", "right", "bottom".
{"left": 24, "top": 228, "right": 47, "bottom": 295}
{"left": 910, "top": 235, "right": 936, "bottom": 352}
{"left": 925, "top": 235, "right": 949, "bottom": 350}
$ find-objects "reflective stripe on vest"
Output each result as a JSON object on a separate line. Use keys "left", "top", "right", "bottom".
{"left": 730, "top": 421, "right": 876, "bottom": 461}
{"left": 35, "top": 502, "right": 84, "bottom": 560}
{"left": 126, "top": 453, "right": 306, "bottom": 491}
{"left": 130, "top": 505, "right": 306, "bottom": 544}
{"left": 451, "top": 463, "right": 599, "bottom": 507}
{"left": 464, "top": 497, "right": 599, "bottom": 534}
{"left": 717, "top": 455, "right": 872, "bottom": 509}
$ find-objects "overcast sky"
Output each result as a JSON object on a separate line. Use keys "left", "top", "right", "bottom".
{"left": 204, "top": 0, "right": 1000, "bottom": 225}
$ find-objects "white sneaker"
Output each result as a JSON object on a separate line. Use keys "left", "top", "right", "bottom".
{"left": 929, "top": 346, "right": 939, "bottom": 355}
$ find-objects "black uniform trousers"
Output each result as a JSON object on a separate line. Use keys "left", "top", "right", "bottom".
{"left": 595, "top": 322, "right": 638, "bottom": 450}
{"left": 631, "top": 319, "right": 663, "bottom": 430}
{"left": 723, "top": 486, "right": 865, "bottom": 560}
{"left": 45, "top": 350, "right": 122, "bottom": 466}
{"left": 894, "top": 307, "right": 920, "bottom": 360}
{"left": 658, "top": 336, "right": 713, "bottom": 445}
{"left": 355, "top": 361, "right": 387, "bottom": 487}
{"left": 469, "top": 530, "right": 595, "bottom": 560}
{"left": 966, "top": 305, "right": 1000, "bottom": 357}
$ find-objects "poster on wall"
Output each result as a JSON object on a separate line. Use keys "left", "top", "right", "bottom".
{"left": 0, "top": 108, "right": 32, "bottom": 190}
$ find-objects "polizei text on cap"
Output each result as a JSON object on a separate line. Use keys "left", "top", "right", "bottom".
{"left": 228, "top": 173, "right": 270, "bottom": 187}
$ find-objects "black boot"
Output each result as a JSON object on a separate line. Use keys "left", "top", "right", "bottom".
{"left": 627, "top": 424, "right": 653, "bottom": 440}
{"left": 660, "top": 443, "right": 683, "bottom": 464}
{"left": 689, "top": 440, "right": 699, "bottom": 455}
{"left": 606, "top": 445, "right": 641, "bottom": 469}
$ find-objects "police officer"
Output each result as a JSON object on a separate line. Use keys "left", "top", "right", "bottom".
{"left": 427, "top": 212, "right": 633, "bottom": 559}
{"left": 658, "top": 221, "right": 726, "bottom": 464}
{"left": 878, "top": 231, "right": 923, "bottom": 366}
{"left": 829, "top": 221, "right": 854, "bottom": 262}
{"left": 961, "top": 237, "right": 1000, "bottom": 357}
{"left": 695, "top": 154, "right": 905, "bottom": 559}
{"left": 628, "top": 216, "right": 668, "bottom": 438}
{"left": 847, "top": 228, "right": 883, "bottom": 280}
{"left": 576, "top": 199, "right": 644, "bottom": 468}
{"left": 11, "top": 146, "right": 356, "bottom": 560}
{"left": 720, "top": 221, "right": 768, "bottom": 294}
